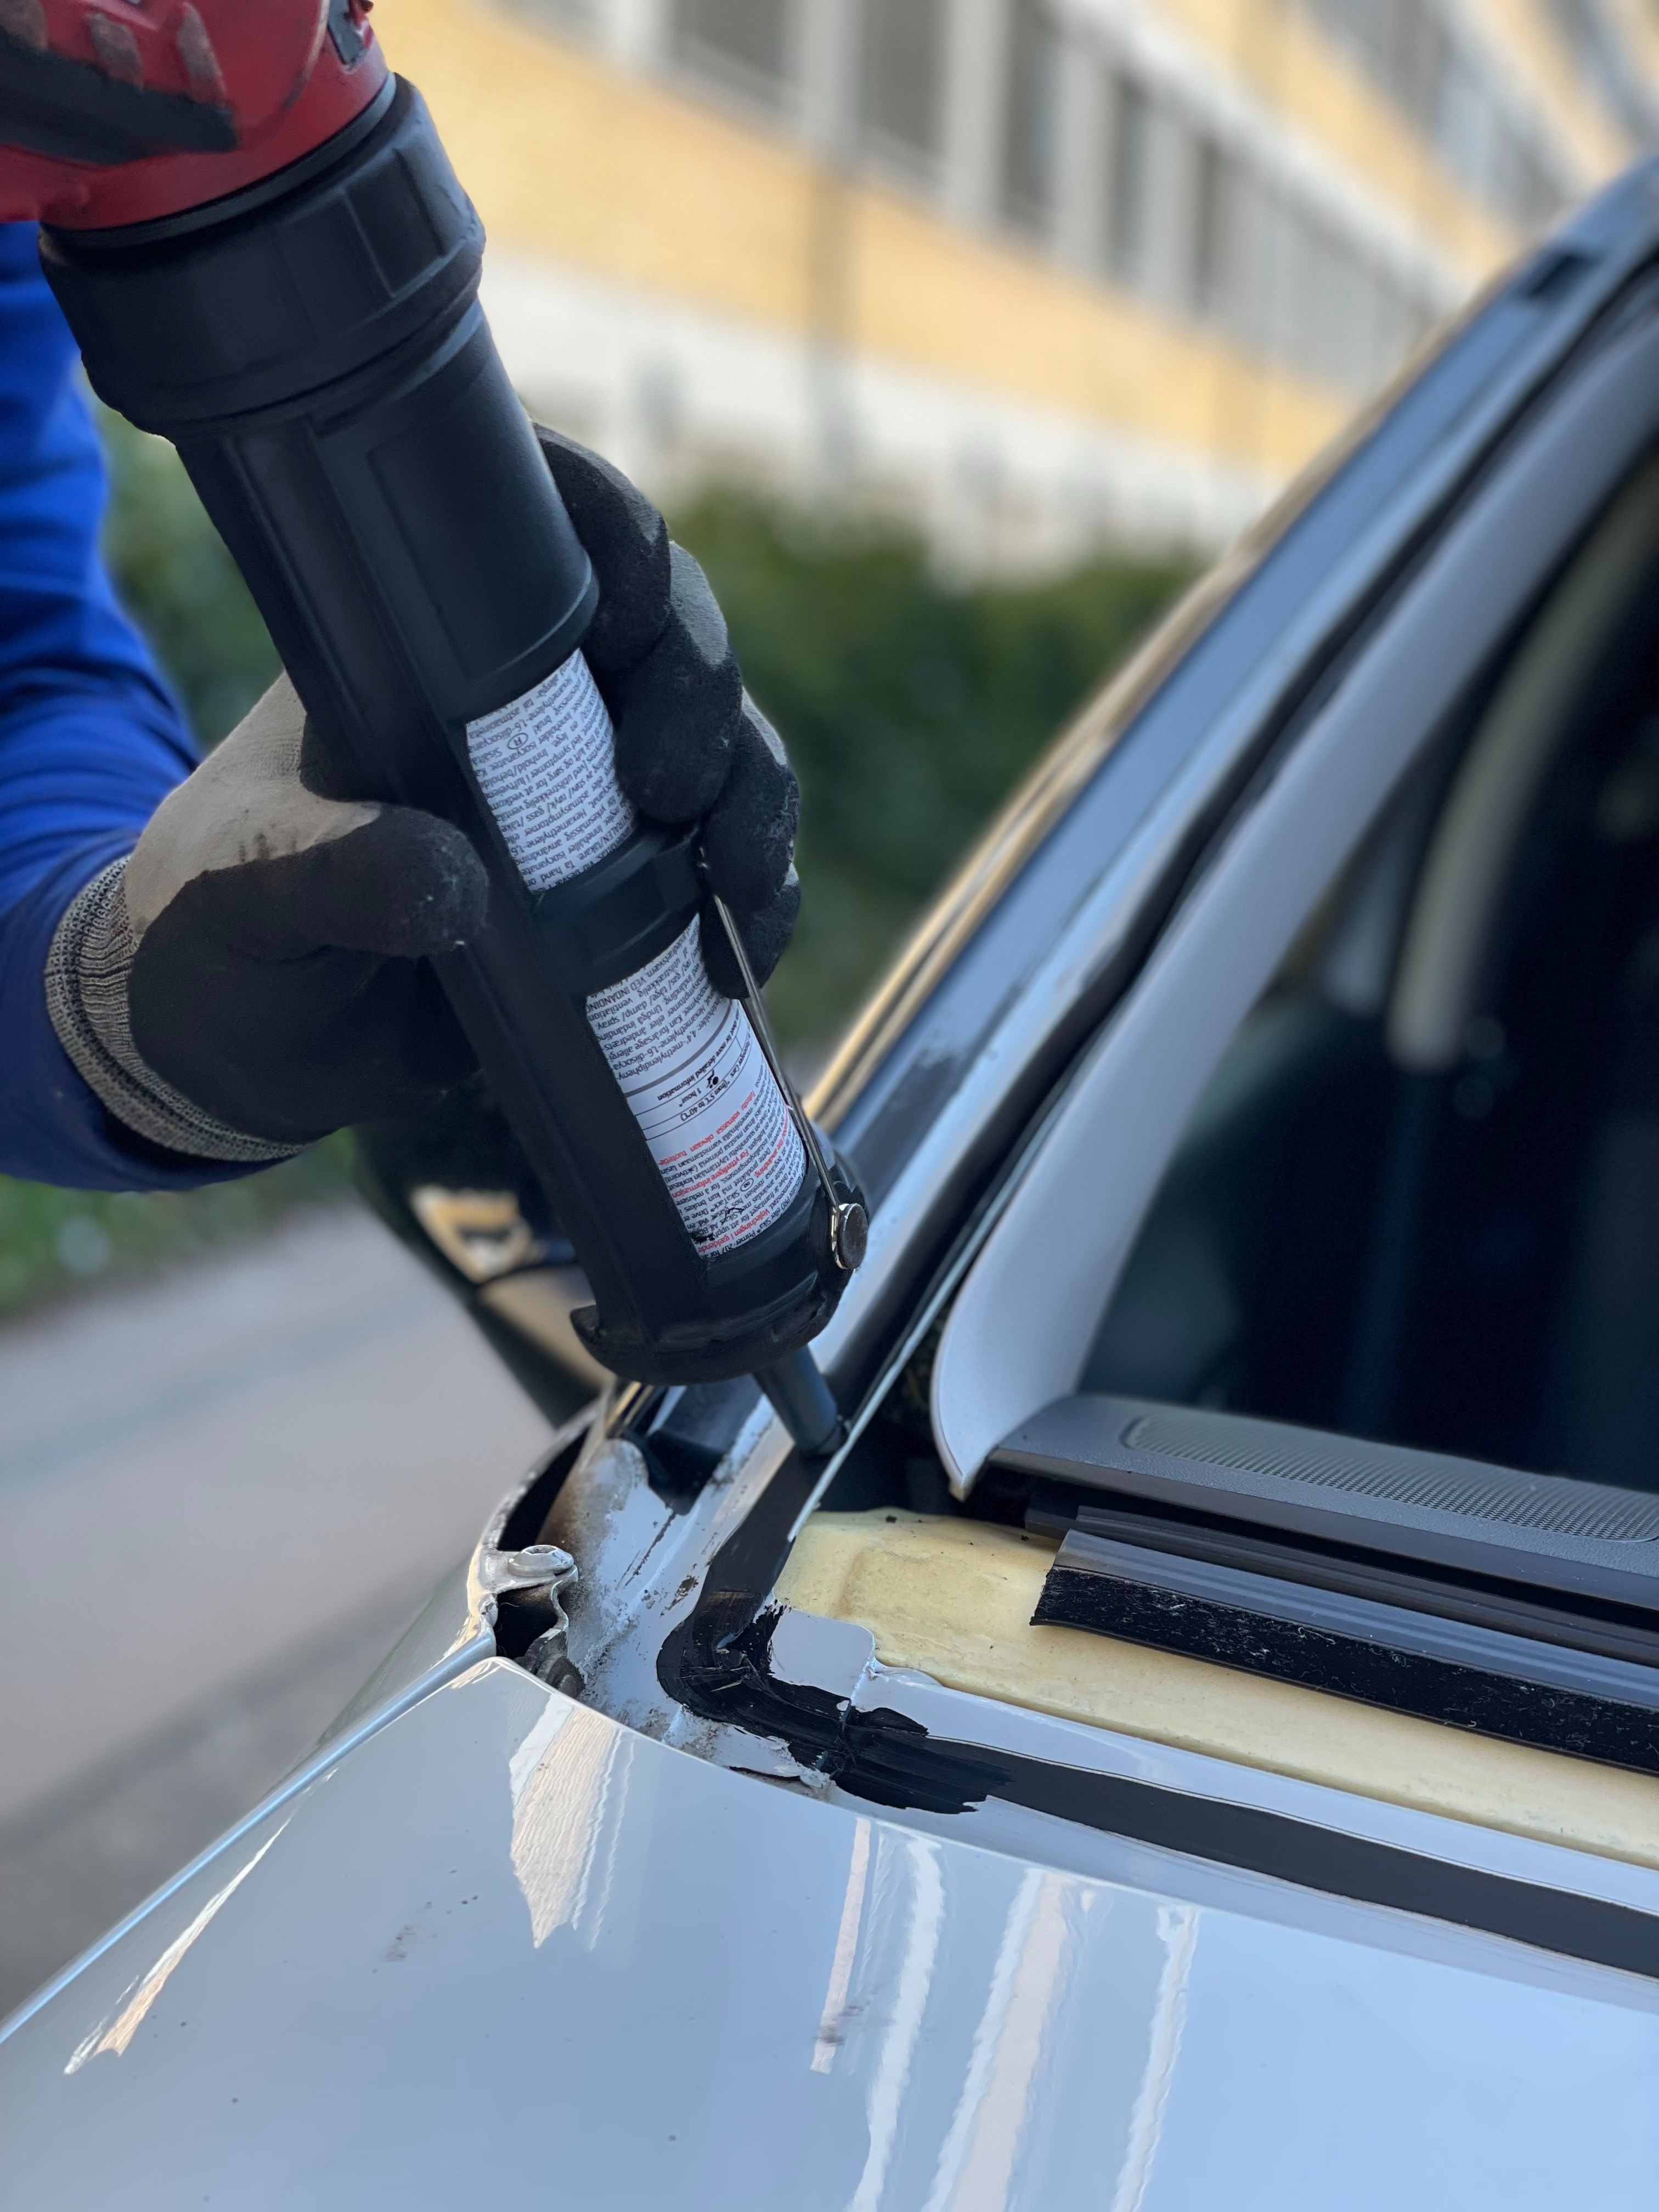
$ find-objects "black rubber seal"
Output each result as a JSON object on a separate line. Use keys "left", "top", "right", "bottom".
{"left": 1033, "top": 1545, "right": 1659, "bottom": 1774}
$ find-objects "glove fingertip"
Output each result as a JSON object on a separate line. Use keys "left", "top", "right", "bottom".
{"left": 535, "top": 425, "right": 672, "bottom": 672}
{"left": 700, "top": 873, "right": 800, "bottom": 996}
{"left": 403, "top": 815, "right": 492, "bottom": 952}
{"left": 700, "top": 699, "right": 799, "bottom": 909}
{"left": 610, "top": 553, "right": 744, "bottom": 819}
{"left": 325, "top": 808, "right": 490, "bottom": 959}
{"left": 614, "top": 694, "right": 737, "bottom": 821}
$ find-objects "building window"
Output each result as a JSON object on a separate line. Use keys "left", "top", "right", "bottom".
{"left": 1105, "top": 72, "right": 1154, "bottom": 285}
{"left": 673, "top": 0, "right": 797, "bottom": 109}
{"left": 1544, "top": 0, "right": 1648, "bottom": 142}
{"left": 1190, "top": 135, "right": 1235, "bottom": 320}
{"left": 1304, "top": 0, "right": 1570, "bottom": 234}
{"left": 1002, "top": 0, "right": 1064, "bottom": 234}
{"left": 859, "top": 0, "right": 946, "bottom": 170}
{"left": 499, "top": 0, "right": 596, "bottom": 34}
{"left": 1391, "top": 0, "right": 1450, "bottom": 139}
{"left": 1220, "top": 167, "right": 1269, "bottom": 349}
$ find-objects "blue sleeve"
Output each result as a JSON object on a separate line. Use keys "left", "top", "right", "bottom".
{"left": 0, "top": 219, "right": 236, "bottom": 1191}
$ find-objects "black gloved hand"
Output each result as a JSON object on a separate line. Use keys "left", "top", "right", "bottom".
{"left": 538, "top": 429, "right": 800, "bottom": 991}
{"left": 46, "top": 431, "right": 799, "bottom": 1163}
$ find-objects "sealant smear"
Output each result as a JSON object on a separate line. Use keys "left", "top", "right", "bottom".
{"left": 467, "top": 653, "right": 805, "bottom": 1255}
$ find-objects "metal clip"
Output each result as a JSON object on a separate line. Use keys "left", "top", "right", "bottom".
{"left": 477, "top": 1542, "right": 583, "bottom": 1695}
{"left": 710, "top": 894, "right": 868, "bottom": 1272}
{"left": 476, "top": 1541, "right": 578, "bottom": 1599}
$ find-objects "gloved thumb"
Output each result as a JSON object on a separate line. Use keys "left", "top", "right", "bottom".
{"left": 47, "top": 673, "right": 489, "bottom": 1163}
{"left": 126, "top": 676, "right": 488, "bottom": 963}
{"left": 143, "top": 800, "right": 490, "bottom": 967}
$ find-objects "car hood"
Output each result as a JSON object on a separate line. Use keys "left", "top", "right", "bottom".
{"left": 1, "top": 1654, "right": 1654, "bottom": 2209}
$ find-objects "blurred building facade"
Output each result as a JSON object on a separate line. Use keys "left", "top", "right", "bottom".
{"left": 387, "top": 0, "right": 1659, "bottom": 566}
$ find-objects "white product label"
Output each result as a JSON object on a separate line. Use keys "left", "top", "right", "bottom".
{"left": 466, "top": 654, "right": 806, "bottom": 1257}
{"left": 587, "top": 921, "right": 805, "bottom": 1256}
{"left": 466, "top": 653, "right": 634, "bottom": 890}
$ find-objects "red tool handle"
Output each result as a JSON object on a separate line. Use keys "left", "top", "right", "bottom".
{"left": 1, "top": 0, "right": 385, "bottom": 228}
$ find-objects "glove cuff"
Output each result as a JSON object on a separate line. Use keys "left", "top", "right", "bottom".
{"left": 46, "top": 859, "right": 303, "bottom": 1169}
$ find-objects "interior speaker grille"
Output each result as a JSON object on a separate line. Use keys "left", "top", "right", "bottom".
{"left": 1122, "top": 1410, "right": 1659, "bottom": 1543}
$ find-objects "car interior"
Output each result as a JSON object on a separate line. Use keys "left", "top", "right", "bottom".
{"left": 765, "top": 442, "right": 1659, "bottom": 1826}
{"left": 1085, "top": 453, "right": 1659, "bottom": 1492}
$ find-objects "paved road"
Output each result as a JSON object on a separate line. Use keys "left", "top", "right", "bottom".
{"left": 0, "top": 1207, "right": 554, "bottom": 2017}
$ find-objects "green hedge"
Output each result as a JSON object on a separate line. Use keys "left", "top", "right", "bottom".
{"left": 674, "top": 492, "right": 1192, "bottom": 1045}
{"left": 0, "top": 427, "right": 1192, "bottom": 1317}
{"left": 0, "top": 1142, "right": 356, "bottom": 1322}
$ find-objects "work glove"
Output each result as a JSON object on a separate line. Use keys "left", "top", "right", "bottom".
{"left": 46, "top": 430, "right": 800, "bottom": 1165}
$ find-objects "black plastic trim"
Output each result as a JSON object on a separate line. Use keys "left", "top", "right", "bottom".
{"left": 529, "top": 825, "right": 701, "bottom": 996}
{"left": 1036, "top": 1530, "right": 1659, "bottom": 1773}
{"left": 998, "top": 1395, "right": 1659, "bottom": 1616}
{"left": 1028, "top": 1487, "right": 1659, "bottom": 1668}
{"left": 632, "top": 1376, "right": 763, "bottom": 1512}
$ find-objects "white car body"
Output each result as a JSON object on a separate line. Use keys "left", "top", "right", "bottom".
{"left": 8, "top": 167, "right": 1659, "bottom": 2208}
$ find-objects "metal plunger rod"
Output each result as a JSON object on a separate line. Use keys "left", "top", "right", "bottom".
{"left": 708, "top": 891, "right": 861, "bottom": 1456}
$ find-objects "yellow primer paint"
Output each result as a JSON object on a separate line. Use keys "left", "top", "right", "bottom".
{"left": 382, "top": 0, "right": 1358, "bottom": 474}
{"left": 776, "top": 1510, "right": 1659, "bottom": 1871}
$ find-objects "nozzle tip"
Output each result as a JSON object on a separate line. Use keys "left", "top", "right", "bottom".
{"left": 757, "top": 1348, "right": 843, "bottom": 1457}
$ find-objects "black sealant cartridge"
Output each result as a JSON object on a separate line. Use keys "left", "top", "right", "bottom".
{"left": 465, "top": 656, "right": 808, "bottom": 1261}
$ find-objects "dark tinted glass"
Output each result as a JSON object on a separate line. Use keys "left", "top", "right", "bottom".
{"left": 860, "top": 0, "right": 946, "bottom": 165}
{"left": 1002, "top": 1, "right": 1063, "bottom": 232}
{"left": 1107, "top": 74, "right": 1152, "bottom": 283}
{"left": 1190, "top": 136, "right": 1231, "bottom": 317}
{"left": 674, "top": 0, "right": 793, "bottom": 101}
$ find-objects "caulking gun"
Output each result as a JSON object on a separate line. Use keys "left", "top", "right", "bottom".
{"left": 2, "top": 0, "right": 865, "bottom": 1453}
